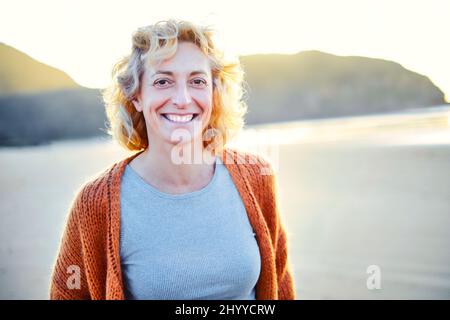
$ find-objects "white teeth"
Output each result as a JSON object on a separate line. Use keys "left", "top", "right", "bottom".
{"left": 164, "top": 114, "right": 194, "bottom": 123}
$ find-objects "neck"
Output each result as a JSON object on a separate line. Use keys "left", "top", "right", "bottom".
{"left": 137, "top": 139, "right": 217, "bottom": 188}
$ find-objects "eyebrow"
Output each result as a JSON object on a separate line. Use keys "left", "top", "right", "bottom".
{"left": 151, "top": 70, "right": 208, "bottom": 78}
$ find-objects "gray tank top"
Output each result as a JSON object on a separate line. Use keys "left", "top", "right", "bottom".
{"left": 119, "top": 156, "right": 261, "bottom": 299}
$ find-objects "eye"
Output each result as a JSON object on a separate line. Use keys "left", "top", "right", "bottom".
{"left": 153, "top": 78, "right": 172, "bottom": 87}
{"left": 191, "top": 78, "right": 207, "bottom": 87}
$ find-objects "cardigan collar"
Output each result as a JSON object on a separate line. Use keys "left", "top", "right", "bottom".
{"left": 104, "top": 148, "right": 277, "bottom": 300}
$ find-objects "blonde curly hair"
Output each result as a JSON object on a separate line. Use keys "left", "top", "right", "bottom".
{"left": 102, "top": 19, "right": 248, "bottom": 154}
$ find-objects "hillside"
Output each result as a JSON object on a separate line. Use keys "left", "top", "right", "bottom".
{"left": 240, "top": 50, "right": 447, "bottom": 124}
{"left": 0, "top": 43, "right": 79, "bottom": 95}
{"left": 0, "top": 88, "right": 105, "bottom": 146}
{"left": 0, "top": 45, "right": 447, "bottom": 146}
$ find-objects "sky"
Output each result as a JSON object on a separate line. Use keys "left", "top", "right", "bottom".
{"left": 1, "top": 0, "right": 449, "bottom": 101}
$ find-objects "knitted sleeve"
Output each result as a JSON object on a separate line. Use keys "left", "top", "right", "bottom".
{"left": 275, "top": 213, "right": 297, "bottom": 300}
{"left": 49, "top": 186, "right": 91, "bottom": 299}
{"left": 259, "top": 158, "right": 297, "bottom": 300}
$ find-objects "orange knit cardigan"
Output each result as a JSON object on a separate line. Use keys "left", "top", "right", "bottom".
{"left": 49, "top": 148, "right": 296, "bottom": 300}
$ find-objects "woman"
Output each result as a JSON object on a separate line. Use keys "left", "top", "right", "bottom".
{"left": 49, "top": 19, "right": 296, "bottom": 300}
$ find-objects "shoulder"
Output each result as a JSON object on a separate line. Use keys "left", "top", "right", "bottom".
{"left": 222, "top": 147, "right": 276, "bottom": 178}
{"left": 74, "top": 162, "right": 116, "bottom": 202}
{"left": 223, "top": 148, "right": 281, "bottom": 235}
{"left": 222, "top": 148, "right": 277, "bottom": 194}
{"left": 66, "top": 167, "right": 111, "bottom": 225}
{"left": 69, "top": 152, "right": 137, "bottom": 221}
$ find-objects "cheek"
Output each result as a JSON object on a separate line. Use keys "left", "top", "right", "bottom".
{"left": 141, "top": 101, "right": 164, "bottom": 128}
{"left": 197, "top": 91, "right": 213, "bottom": 112}
{"left": 144, "top": 95, "right": 167, "bottom": 116}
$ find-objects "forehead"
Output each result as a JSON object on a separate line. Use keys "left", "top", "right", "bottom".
{"left": 147, "top": 42, "right": 211, "bottom": 77}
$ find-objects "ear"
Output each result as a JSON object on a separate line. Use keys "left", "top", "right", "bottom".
{"left": 132, "top": 98, "right": 142, "bottom": 112}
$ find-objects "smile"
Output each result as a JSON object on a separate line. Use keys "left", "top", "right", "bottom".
{"left": 161, "top": 113, "right": 199, "bottom": 123}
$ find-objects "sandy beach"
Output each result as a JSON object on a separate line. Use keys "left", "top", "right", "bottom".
{"left": 1, "top": 107, "right": 449, "bottom": 299}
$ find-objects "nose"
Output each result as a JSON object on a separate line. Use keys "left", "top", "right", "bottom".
{"left": 171, "top": 83, "right": 192, "bottom": 107}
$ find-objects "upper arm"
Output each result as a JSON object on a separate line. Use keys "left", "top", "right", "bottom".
{"left": 49, "top": 187, "right": 91, "bottom": 300}
{"left": 254, "top": 155, "right": 297, "bottom": 300}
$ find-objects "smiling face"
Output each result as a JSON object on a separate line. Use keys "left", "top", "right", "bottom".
{"left": 132, "top": 41, "right": 214, "bottom": 149}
